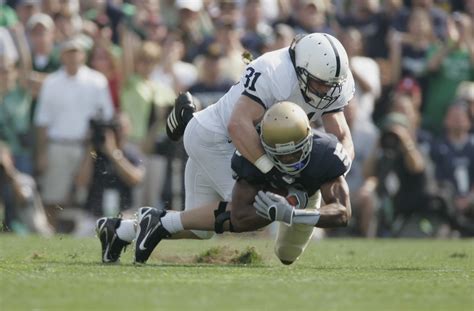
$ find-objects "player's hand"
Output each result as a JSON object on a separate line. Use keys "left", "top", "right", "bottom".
{"left": 254, "top": 191, "right": 294, "bottom": 225}
{"left": 264, "top": 166, "right": 295, "bottom": 189}
{"left": 287, "top": 185, "right": 309, "bottom": 209}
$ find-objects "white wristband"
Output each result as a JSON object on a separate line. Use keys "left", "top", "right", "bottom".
{"left": 254, "top": 154, "right": 274, "bottom": 174}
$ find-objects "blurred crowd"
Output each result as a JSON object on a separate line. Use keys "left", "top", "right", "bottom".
{"left": 0, "top": 0, "right": 473, "bottom": 238}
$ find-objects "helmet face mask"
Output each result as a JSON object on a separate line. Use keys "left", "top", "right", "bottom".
{"left": 290, "top": 33, "right": 349, "bottom": 109}
{"left": 262, "top": 135, "right": 313, "bottom": 175}
{"left": 260, "top": 101, "right": 313, "bottom": 175}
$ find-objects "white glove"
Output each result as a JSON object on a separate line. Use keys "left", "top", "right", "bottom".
{"left": 254, "top": 191, "right": 294, "bottom": 225}
{"left": 254, "top": 191, "right": 321, "bottom": 226}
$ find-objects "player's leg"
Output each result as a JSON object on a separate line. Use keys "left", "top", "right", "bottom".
{"left": 274, "top": 191, "right": 322, "bottom": 265}
{"left": 134, "top": 119, "right": 235, "bottom": 263}
{"left": 160, "top": 118, "right": 236, "bottom": 237}
{"left": 96, "top": 216, "right": 133, "bottom": 263}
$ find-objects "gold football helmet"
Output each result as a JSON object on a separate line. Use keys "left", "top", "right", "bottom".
{"left": 260, "top": 101, "right": 313, "bottom": 175}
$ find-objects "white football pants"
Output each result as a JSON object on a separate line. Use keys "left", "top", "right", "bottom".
{"left": 274, "top": 191, "right": 321, "bottom": 264}
{"left": 183, "top": 118, "right": 236, "bottom": 239}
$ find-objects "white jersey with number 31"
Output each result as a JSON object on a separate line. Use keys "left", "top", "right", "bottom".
{"left": 194, "top": 48, "right": 355, "bottom": 138}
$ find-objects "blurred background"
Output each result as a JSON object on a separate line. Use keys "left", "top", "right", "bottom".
{"left": 0, "top": 0, "right": 473, "bottom": 239}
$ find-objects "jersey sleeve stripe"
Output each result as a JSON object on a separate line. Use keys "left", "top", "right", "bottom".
{"left": 242, "top": 90, "right": 266, "bottom": 109}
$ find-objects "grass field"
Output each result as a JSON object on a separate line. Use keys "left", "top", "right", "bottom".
{"left": 0, "top": 235, "right": 473, "bottom": 311}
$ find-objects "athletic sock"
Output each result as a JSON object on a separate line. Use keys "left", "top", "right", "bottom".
{"left": 160, "top": 212, "right": 184, "bottom": 234}
{"left": 116, "top": 220, "right": 136, "bottom": 243}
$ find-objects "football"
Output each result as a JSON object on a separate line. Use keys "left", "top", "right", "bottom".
{"left": 263, "top": 185, "right": 297, "bottom": 206}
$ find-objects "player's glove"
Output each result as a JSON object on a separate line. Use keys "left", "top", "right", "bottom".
{"left": 254, "top": 191, "right": 320, "bottom": 226}
{"left": 264, "top": 166, "right": 295, "bottom": 189}
{"left": 254, "top": 191, "right": 294, "bottom": 225}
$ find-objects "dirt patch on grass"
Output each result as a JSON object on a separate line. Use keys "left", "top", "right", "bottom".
{"left": 195, "top": 246, "right": 263, "bottom": 265}
{"left": 156, "top": 246, "right": 264, "bottom": 265}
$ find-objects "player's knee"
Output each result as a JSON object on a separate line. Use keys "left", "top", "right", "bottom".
{"left": 214, "top": 201, "right": 235, "bottom": 233}
{"left": 192, "top": 230, "right": 215, "bottom": 240}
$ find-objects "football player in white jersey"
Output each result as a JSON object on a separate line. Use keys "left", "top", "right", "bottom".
{"left": 96, "top": 33, "right": 355, "bottom": 263}
{"left": 167, "top": 33, "right": 353, "bottom": 225}
{"left": 97, "top": 102, "right": 351, "bottom": 265}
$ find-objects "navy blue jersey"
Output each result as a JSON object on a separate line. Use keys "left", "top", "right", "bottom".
{"left": 231, "top": 130, "right": 350, "bottom": 196}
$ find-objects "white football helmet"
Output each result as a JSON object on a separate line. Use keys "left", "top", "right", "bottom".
{"left": 260, "top": 101, "right": 313, "bottom": 175}
{"left": 290, "top": 33, "right": 349, "bottom": 110}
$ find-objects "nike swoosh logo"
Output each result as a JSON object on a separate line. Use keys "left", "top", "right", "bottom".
{"left": 138, "top": 223, "right": 160, "bottom": 251}
{"left": 138, "top": 212, "right": 157, "bottom": 251}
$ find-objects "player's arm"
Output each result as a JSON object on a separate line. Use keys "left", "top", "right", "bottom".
{"left": 322, "top": 111, "right": 355, "bottom": 161}
{"left": 227, "top": 95, "right": 266, "bottom": 164}
{"left": 230, "top": 178, "right": 272, "bottom": 232}
{"left": 317, "top": 176, "right": 351, "bottom": 228}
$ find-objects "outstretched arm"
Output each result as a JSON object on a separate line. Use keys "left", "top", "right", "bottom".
{"left": 318, "top": 176, "right": 351, "bottom": 228}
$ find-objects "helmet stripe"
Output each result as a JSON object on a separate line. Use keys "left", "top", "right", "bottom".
{"left": 323, "top": 34, "right": 340, "bottom": 78}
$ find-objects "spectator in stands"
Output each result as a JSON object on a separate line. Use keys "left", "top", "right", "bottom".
{"left": 76, "top": 113, "right": 145, "bottom": 218}
{"left": 0, "top": 27, "right": 19, "bottom": 65}
{"left": 365, "top": 94, "right": 443, "bottom": 237}
{"left": 388, "top": 8, "right": 437, "bottom": 104}
{"left": 341, "top": 27, "right": 381, "bottom": 124}
{"left": 0, "top": 54, "right": 33, "bottom": 175}
{"left": 455, "top": 81, "right": 474, "bottom": 133}
{"left": 392, "top": 0, "right": 447, "bottom": 40}
{"left": 431, "top": 103, "right": 474, "bottom": 237}
{"left": 120, "top": 39, "right": 175, "bottom": 207}
{"left": 175, "top": 0, "right": 210, "bottom": 62}
{"left": 34, "top": 37, "right": 114, "bottom": 227}
{"left": 336, "top": 0, "right": 390, "bottom": 58}
{"left": 423, "top": 12, "right": 474, "bottom": 134}
{"left": 209, "top": 17, "right": 245, "bottom": 82}
{"left": 0, "top": 141, "right": 53, "bottom": 235}
{"left": 0, "top": 2, "right": 18, "bottom": 27}
{"left": 261, "top": 23, "right": 294, "bottom": 53}
{"left": 54, "top": 12, "right": 92, "bottom": 50}
{"left": 394, "top": 77, "right": 423, "bottom": 113}
{"left": 217, "top": 0, "right": 241, "bottom": 27}
{"left": 25, "top": 13, "right": 61, "bottom": 116}
{"left": 151, "top": 31, "right": 198, "bottom": 93}
{"left": 240, "top": 0, "right": 274, "bottom": 57}
{"left": 120, "top": 40, "right": 175, "bottom": 146}
{"left": 15, "top": 0, "right": 41, "bottom": 26}
{"left": 189, "top": 42, "right": 234, "bottom": 108}
{"left": 26, "top": 13, "right": 60, "bottom": 82}
{"left": 285, "top": 0, "right": 332, "bottom": 36}
{"left": 88, "top": 41, "right": 122, "bottom": 111}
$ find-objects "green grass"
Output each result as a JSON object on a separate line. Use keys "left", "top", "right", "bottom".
{"left": 0, "top": 235, "right": 473, "bottom": 311}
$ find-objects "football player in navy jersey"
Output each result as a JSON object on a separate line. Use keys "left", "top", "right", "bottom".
{"left": 96, "top": 102, "right": 351, "bottom": 265}
{"left": 163, "top": 33, "right": 354, "bottom": 241}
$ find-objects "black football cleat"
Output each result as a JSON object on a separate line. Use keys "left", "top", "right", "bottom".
{"left": 166, "top": 92, "right": 196, "bottom": 141}
{"left": 96, "top": 217, "right": 130, "bottom": 263}
{"left": 134, "top": 207, "right": 171, "bottom": 264}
